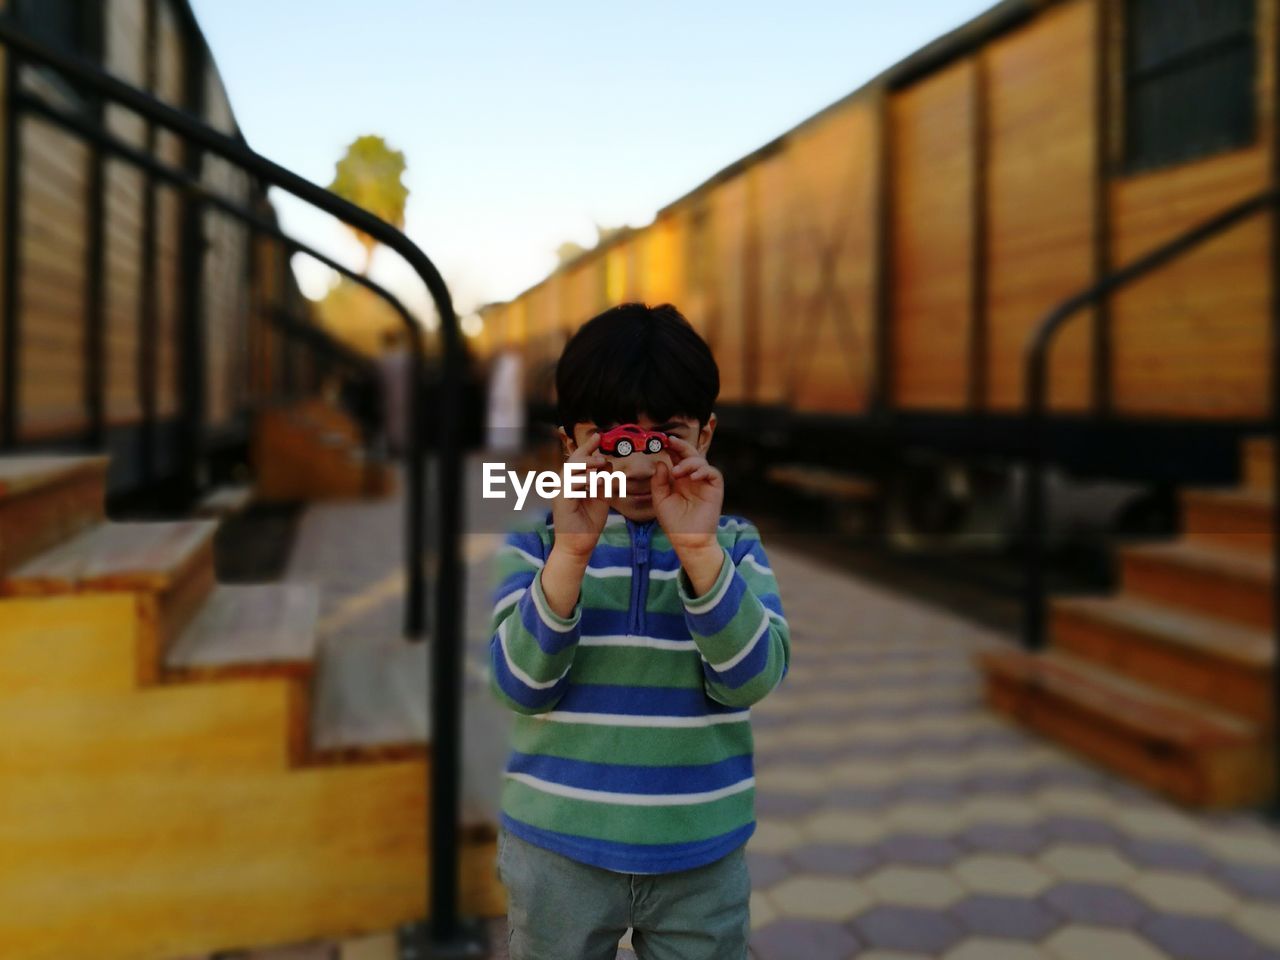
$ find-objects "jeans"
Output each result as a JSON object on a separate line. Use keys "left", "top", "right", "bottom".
{"left": 496, "top": 826, "right": 751, "bottom": 960}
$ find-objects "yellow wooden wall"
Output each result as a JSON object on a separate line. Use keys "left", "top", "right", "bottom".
{"left": 891, "top": 59, "right": 976, "bottom": 410}
{"left": 708, "top": 174, "right": 749, "bottom": 404}
{"left": 782, "top": 99, "right": 879, "bottom": 414}
{"left": 984, "top": 1, "right": 1097, "bottom": 412}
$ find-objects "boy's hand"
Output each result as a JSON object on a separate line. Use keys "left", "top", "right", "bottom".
{"left": 652, "top": 436, "right": 725, "bottom": 588}
{"left": 551, "top": 430, "right": 611, "bottom": 561}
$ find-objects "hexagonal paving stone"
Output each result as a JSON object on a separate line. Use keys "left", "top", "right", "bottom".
{"left": 875, "top": 833, "right": 964, "bottom": 867}
{"left": 787, "top": 843, "right": 882, "bottom": 877}
{"left": 951, "top": 892, "right": 1061, "bottom": 940}
{"left": 958, "top": 822, "right": 1050, "bottom": 856}
{"left": 864, "top": 866, "right": 966, "bottom": 908}
{"left": 1044, "top": 927, "right": 1169, "bottom": 960}
{"left": 750, "top": 918, "right": 861, "bottom": 960}
{"left": 1041, "top": 881, "right": 1151, "bottom": 927}
{"left": 754, "top": 791, "right": 824, "bottom": 819}
{"left": 1041, "top": 815, "right": 1123, "bottom": 847}
{"left": 1039, "top": 844, "right": 1137, "bottom": 883}
{"left": 1237, "top": 903, "right": 1280, "bottom": 950}
{"left": 749, "top": 890, "right": 777, "bottom": 931}
{"left": 1127, "top": 871, "right": 1236, "bottom": 918}
{"left": 1120, "top": 837, "right": 1219, "bottom": 874}
{"left": 1140, "top": 913, "right": 1277, "bottom": 960}
{"left": 749, "top": 818, "right": 807, "bottom": 853}
{"left": 945, "top": 939, "right": 1054, "bottom": 960}
{"left": 851, "top": 904, "right": 966, "bottom": 954}
{"left": 1216, "top": 862, "right": 1280, "bottom": 902}
{"left": 953, "top": 854, "right": 1054, "bottom": 897}
{"left": 802, "top": 810, "right": 889, "bottom": 844}
{"left": 746, "top": 851, "right": 793, "bottom": 890}
{"left": 768, "top": 875, "right": 872, "bottom": 921}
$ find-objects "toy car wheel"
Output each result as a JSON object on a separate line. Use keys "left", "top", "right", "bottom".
{"left": 616, "top": 439, "right": 634, "bottom": 457}
{"left": 646, "top": 437, "right": 663, "bottom": 454}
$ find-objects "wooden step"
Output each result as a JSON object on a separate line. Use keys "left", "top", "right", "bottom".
{"left": 164, "top": 583, "right": 319, "bottom": 681}
{"left": 1052, "top": 594, "right": 1273, "bottom": 724}
{"left": 980, "top": 647, "right": 1272, "bottom": 807}
{"left": 0, "top": 455, "right": 108, "bottom": 576}
{"left": 1120, "top": 539, "right": 1272, "bottom": 629}
{"left": 1181, "top": 487, "right": 1272, "bottom": 554}
{"left": 195, "top": 484, "right": 253, "bottom": 519}
{"left": 3, "top": 520, "right": 219, "bottom": 682}
{"left": 1244, "top": 436, "right": 1273, "bottom": 493}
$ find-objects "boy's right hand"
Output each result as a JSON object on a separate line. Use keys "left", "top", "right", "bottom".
{"left": 551, "top": 430, "right": 610, "bottom": 561}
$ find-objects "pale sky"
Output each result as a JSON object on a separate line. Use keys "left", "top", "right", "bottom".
{"left": 188, "top": 1, "right": 994, "bottom": 326}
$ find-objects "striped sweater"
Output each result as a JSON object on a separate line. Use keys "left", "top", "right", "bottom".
{"left": 487, "top": 506, "right": 790, "bottom": 874}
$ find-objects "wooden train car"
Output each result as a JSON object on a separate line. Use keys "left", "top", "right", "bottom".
{"left": 480, "top": 0, "right": 1271, "bottom": 536}
{"left": 0, "top": 0, "right": 337, "bottom": 502}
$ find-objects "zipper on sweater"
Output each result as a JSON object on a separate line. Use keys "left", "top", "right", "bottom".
{"left": 627, "top": 519, "right": 652, "bottom": 636}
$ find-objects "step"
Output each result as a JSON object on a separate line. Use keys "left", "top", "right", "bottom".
{"left": 195, "top": 484, "right": 254, "bottom": 519}
{"left": 3, "top": 520, "right": 220, "bottom": 679}
{"left": 1120, "top": 539, "right": 1272, "bottom": 630}
{"left": 164, "top": 583, "right": 320, "bottom": 680}
{"left": 1244, "top": 436, "right": 1272, "bottom": 493}
{"left": 0, "top": 455, "right": 108, "bottom": 576}
{"left": 1181, "top": 487, "right": 1272, "bottom": 554}
{"left": 309, "top": 634, "right": 496, "bottom": 832}
{"left": 980, "top": 647, "right": 1272, "bottom": 807}
{"left": 1052, "top": 594, "right": 1273, "bottom": 724}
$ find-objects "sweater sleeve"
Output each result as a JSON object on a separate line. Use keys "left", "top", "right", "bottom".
{"left": 487, "top": 523, "right": 583, "bottom": 715}
{"left": 677, "top": 519, "right": 790, "bottom": 708}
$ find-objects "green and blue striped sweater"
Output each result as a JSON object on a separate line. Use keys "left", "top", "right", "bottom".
{"left": 487, "top": 507, "right": 790, "bottom": 874}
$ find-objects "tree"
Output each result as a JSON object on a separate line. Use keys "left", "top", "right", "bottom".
{"left": 328, "top": 135, "right": 409, "bottom": 275}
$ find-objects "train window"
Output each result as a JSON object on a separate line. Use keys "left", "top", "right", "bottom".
{"left": 1123, "top": 0, "right": 1256, "bottom": 173}
{"left": 15, "top": 0, "right": 100, "bottom": 105}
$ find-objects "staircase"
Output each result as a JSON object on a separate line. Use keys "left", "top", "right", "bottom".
{"left": 979, "top": 437, "right": 1276, "bottom": 809}
{"left": 254, "top": 399, "right": 394, "bottom": 501}
{"left": 0, "top": 455, "right": 500, "bottom": 960}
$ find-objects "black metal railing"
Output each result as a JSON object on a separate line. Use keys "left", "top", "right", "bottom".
{"left": 1021, "top": 186, "right": 1280, "bottom": 807}
{"left": 0, "top": 17, "right": 482, "bottom": 956}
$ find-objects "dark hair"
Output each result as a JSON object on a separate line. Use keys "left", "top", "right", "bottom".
{"left": 556, "top": 302, "right": 719, "bottom": 433}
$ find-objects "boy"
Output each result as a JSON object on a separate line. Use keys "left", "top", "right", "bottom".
{"left": 488, "top": 302, "right": 790, "bottom": 960}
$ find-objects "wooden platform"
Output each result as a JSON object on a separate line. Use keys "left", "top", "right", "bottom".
{"left": 979, "top": 434, "right": 1278, "bottom": 808}
{"left": 254, "top": 400, "right": 393, "bottom": 502}
{"left": 0, "top": 453, "right": 501, "bottom": 960}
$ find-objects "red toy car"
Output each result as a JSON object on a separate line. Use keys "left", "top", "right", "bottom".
{"left": 599, "top": 423, "right": 668, "bottom": 457}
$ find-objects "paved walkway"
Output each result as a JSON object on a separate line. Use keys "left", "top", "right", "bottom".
{"left": 238, "top": 453, "right": 1280, "bottom": 960}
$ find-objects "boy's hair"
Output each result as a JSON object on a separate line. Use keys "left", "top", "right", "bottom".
{"left": 555, "top": 302, "right": 719, "bottom": 433}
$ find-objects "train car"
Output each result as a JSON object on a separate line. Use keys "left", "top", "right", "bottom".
{"left": 0, "top": 0, "right": 336, "bottom": 503}
{"left": 480, "top": 0, "right": 1268, "bottom": 544}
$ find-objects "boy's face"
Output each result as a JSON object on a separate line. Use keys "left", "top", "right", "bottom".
{"left": 559, "top": 411, "right": 717, "bottom": 523}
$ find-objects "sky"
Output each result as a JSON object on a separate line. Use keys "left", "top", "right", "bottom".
{"left": 188, "top": 1, "right": 994, "bottom": 327}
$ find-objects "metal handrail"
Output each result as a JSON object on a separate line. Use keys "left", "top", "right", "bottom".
{"left": 1021, "top": 187, "right": 1280, "bottom": 808}
{"left": 0, "top": 18, "right": 480, "bottom": 954}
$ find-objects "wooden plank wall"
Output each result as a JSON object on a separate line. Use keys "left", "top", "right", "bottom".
{"left": 890, "top": 60, "right": 976, "bottom": 411}
{"left": 754, "top": 149, "right": 790, "bottom": 408}
{"left": 709, "top": 174, "right": 748, "bottom": 404}
{"left": 782, "top": 100, "right": 879, "bottom": 415}
{"left": 103, "top": 0, "right": 148, "bottom": 429}
{"left": 199, "top": 68, "right": 250, "bottom": 430}
{"left": 152, "top": 0, "right": 185, "bottom": 420}
{"left": 1108, "top": 0, "right": 1276, "bottom": 419}
{"left": 16, "top": 72, "right": 90, "bottom": 439}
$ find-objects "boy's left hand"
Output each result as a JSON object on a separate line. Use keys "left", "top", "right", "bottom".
{"left": 652, "top": 435, "right": 724, "bottom": 557}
